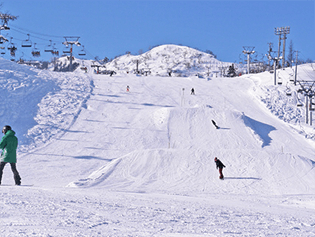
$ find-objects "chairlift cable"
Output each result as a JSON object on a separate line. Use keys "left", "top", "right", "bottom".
{"left": 10, "top": 28, "right": 62, "bottom": 45}
{"left": 10, "top": 24, "right": 64, "bottom": 39}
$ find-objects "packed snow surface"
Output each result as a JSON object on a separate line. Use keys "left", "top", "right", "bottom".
{"left": 0, "top": 47, "right": 315, "bottom": 236}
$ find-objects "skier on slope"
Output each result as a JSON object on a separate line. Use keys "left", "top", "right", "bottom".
{"left": 214, "top": 157, "right": 225, "bottom": 180}
{"left": 191, "top": 88, "right": 195, "bottom": 95}
{"left": 0, "top": 125, "right": 21, "bottom": 185}
{"left": 212, "top": 120, "right": 219, "bottom": 129}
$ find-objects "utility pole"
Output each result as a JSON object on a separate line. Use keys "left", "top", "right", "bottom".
{"left": 63, "top": 36, "right": 81, "bottom": 72}
{"left": 274, "top": 26, "right": 290, "bottom": 69}
{"left": 242, "top": 46, "right": 255, "bottom": 74}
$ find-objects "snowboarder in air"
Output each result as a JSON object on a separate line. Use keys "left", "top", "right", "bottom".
{"left": 212, "top": 120, "right": 219, "bottom": 129}
{"left": 191, "top": 88, "right": 195, "bottom": 95}
{"left": 0, "top": 125, "right": 21, "bottom": 185}
{"left": 214, "top": 157, "right": 225, "bottom": 180}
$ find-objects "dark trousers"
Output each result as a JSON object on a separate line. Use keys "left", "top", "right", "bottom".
{"left": 0, "top": 162, "right": 21, "bottom": 185}
{"left": 219, "top": 168, "right": 224, "bottom": 179}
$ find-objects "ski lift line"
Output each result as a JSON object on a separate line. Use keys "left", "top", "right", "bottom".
{"left": 10, "top": 29, "right": 63, "bottom": 46}
{"left": 82, "top": 48, "right": 98, "bottom": 60}
{"left": 300, "top": 66, "right": 315, "bottom": 80}
{"left": 10, "top": 24, "right": 64, "bottom": 39}
{"left": 300, "top": 51, "right": 313, "bottom": 62}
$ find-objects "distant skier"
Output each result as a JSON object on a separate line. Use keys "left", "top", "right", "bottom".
{"left": 0, "top": 125, "right": 21, "bottom": 185}
{"left": 212, "top": 120, "right": 219, "bottom": 129}
{"left": 191, "top": 88, "right": 195, "bottom": 95}
{"left": 214, "top": 157, "right": 225, "bottom": 180}
{"left": 126, "top": 85, "right": 130, "bottom": 92}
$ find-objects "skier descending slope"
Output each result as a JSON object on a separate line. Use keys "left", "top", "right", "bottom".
{"left": 214, "top": 157, "right": 225, "bottom": 180}
{"left": 0, "top": 125, "right": 21, "bottom": 185}
{"left": 212, "top": 120, "right": 219, "bottom": 129}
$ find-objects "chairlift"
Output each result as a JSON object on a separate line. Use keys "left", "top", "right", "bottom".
{"left": 7, "top": 37, "right": 17, "bottom": 56}
{"left": 296, "top": 92, "right": 305, "bottom": 107}
{"left": 31, "top": 43, "right": 40, "bottom": 57}
{"left": 289, "top": 75, "right": 294, "bottom": 82}
{"left": 21, "top": 34, "right": 32, "bottom": 47}
{"left": 297, "top": 96, "right": 303, "bottom": 107}
{"left": 285, "top": 83, "right": 292, "bottom": 96}
{"left": 0, "top": 46, "right": 5, "bottom": 55}
{"left": 63, "top": 45, "right": 71, "bottom": 54}
{"left": 277, "top": 78, "right": 282, "bottom": 85}
{"left": 0, "top": 35, "right": 8, "bottom": 44}
{"left": 78, "top": 45, "right": 86, "bottom": 56}
{"left": 51, "top": 43, "right": 59, "bottom": 56}
{"left": 44, "top": 40, "right": 53, "bottom": 53}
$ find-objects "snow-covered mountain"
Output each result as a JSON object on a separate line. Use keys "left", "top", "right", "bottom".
{"left": 0, "top": 47, "right": 315, "bottom": 236}
{"left": 43, "top": 44, "right": 242, "bottom": 76}
{"left": 103, "top": 44, "right": 236, "bottom": 77}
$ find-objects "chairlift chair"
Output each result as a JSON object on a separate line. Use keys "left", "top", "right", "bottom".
{"left": 51, "top": 43, "right": 59, "bottom": 56}
{"left": 7, "top": 37, "right": 16, "bottom": 50}
{"left": 285, "top": 83, "right": 292, "bottom": 96}
{"left": 21, "top": 34, "right": 32, "bottom": 47}
{"left": 0, "top": 35, "right": 8, "bottom": 44}
{"left": 277, "top": 78, "right": 282, "bottom": 85}
{"left": 63, "top": 45, "right": 71, "bottom": 54}
{"left": 289, "top": 75, "right": 294, "bottom": 82}
{"left": 7, "top": 38, "right": 17, "bottom": 56}
{"left": 44, "top": 40, "right": 53, "bottom": 53}
{"left": 78, "top": 45, "right": 86, "bottom": 56}
{"left": 31, "top": 43, "right": 40, "bottom": 57}
{"left": 296, "top": 93, "right": 304, "bottom": 107}
{"left": 297, "top": 97, "right": 303, "bottom": 107}
{"left": 0, "top": 46, "right": 5, "bottom": 55}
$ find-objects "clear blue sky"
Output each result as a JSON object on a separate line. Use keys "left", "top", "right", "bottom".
{"left": 1, "top": 0, "right": 314, "bottom": 63}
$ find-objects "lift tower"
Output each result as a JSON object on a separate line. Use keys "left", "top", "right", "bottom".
{"left": 242, "top": 46, "right": 255, "bottom": 74}
{"left": 63, "top": 36, "right": 81, "bottom": 71}
{"left": 0, "top": 13, "right": 17, "bottom": 30}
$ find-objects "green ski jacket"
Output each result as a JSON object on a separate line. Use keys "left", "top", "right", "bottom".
{"left": 0, "top": 130, "right": 18, "bottom": 163}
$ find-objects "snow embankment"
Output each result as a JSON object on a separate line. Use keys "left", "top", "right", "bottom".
{"left": 0, "top": 58, "right": 92, "bottom": 151}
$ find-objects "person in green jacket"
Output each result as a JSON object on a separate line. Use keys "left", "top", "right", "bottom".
{"left": 0, "top": 125, "right": 21, "bottom": 185}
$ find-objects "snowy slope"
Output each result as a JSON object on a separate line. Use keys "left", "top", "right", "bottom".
{"left": 0, "top": 46, "right": 315, "bottom": 236}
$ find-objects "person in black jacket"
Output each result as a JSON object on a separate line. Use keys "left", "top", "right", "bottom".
{"left": 214, "top": 157, "right": 225, "bottom": 179}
